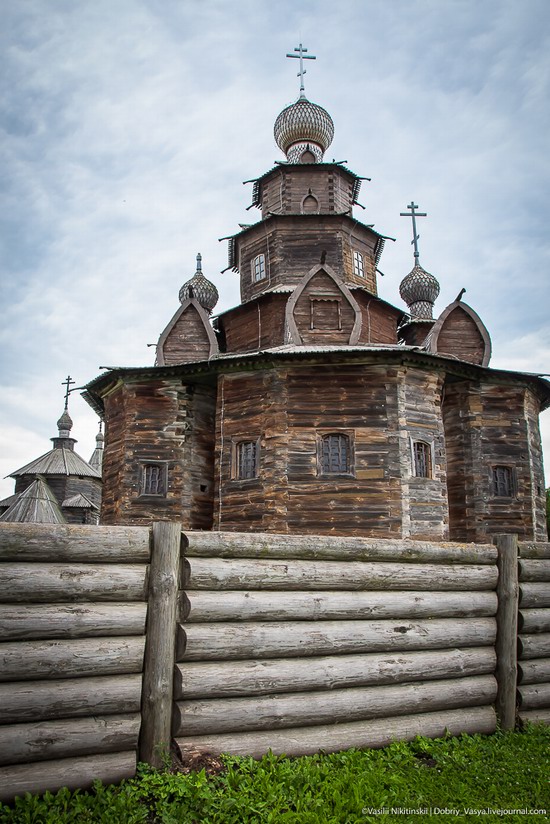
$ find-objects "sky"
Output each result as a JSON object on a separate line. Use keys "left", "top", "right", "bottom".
{"left": 1, "top": 0, "right": 549, "bottom": 499}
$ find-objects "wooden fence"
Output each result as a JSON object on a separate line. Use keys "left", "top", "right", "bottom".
{"left": 0, "top": 524, "right": 548, "bottom": 801}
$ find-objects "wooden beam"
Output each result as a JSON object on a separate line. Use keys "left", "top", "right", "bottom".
{"left": 494, "top": 534, "right": 519, "bottom": 730}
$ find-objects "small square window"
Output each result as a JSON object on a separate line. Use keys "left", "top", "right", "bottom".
{"left": 353, "top": 250, "right": 365, "bottom": 278}
{"left": 318, "top": 433, "right": 353, "bottom": 475}
{"left": 412, "top": 441, "right": 432, "bottom": 478}
{"left": 252, "top": 254, "right": 266, "bottom": 283}
{"left": 491, "top": 466, "right": 514, "bottom": 497}
{"left": 310, "top": 298, "right": 342, "bottom": 330}
{"left": 140, "top": 463, "right": 167, "bottom": 496}
{"left": 234, "top": 440, "right": 259, "bottom": 480}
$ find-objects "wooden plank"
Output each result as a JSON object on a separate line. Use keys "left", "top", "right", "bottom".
{"left": 518, "top": 542, "right": 550, "bottom": 560}
{"left": 520, "top": 583, "right": 550, "bottom": 609}
{"left": 0, "top": 714, "right": 141, "bottom": 766}
{"left": 0, "top": 750, "right": 136, "bottom": 803}
{"left": 173, "top": 674, "right": 496, "bottom": 735}
{"left": 518, "top": 560, "right": 550, "bottom": 583}
{"left": 518, "top": 608, "right": 550, "bottom": 634}
{"left": 183, "top": 590, "right": 498, "bottom": 623}
{"left": 185, "top": 557, "right": 497, "bottom": 591}
{"left": 518, "top": 633, "right": 550, "bottom": 660}
{"left": 518, "top": 658, "right": 550, "bottom": 686}
{"left": 184, "top": 531, "right": 496, "bottom": 564}
{"left": 0, "top": 563, "right": 148, "bottom": 603}
{"left": 139, "top": 521, "right": 181, "bottom": 769}
{"left": 0, "top": 603, "right": 147, "bottom": 640}
{"left": 0, "top": 674, "right": 142, "bottom": 724}
{"left": 0, "top": 637, "right": 145, "bottom": 682}
{"left": 0, "top": 522, "right": 151, "bottom": 563}
{"left": 177, "top": 618, "right": 496, "bottom": 662}
{"left": 517, "top": 683, "right": 550, "bottom": 710}
{"left": 175, "top": 706, "right": 497, "bottom": 758}
{"left": 494, "top": 534, "right": 518, "bottom": 730}
{"left": 518, "top": 709, "right": 550, "bottom": 725}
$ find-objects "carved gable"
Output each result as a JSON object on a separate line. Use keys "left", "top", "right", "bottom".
{"left": 156, "top": 299, "right": 218, "bottom": 366}
{"left": 426, "top": 301, "right": 491, "bottom": 366}
{"left": 285, "top": 264, "right": 361, "bottom": 345}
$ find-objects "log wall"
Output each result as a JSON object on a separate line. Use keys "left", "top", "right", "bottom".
{"left": 517, "top": 541, "right": 550, "bottom": 726}
{"left": 175, "top": 531, "right": 501, "bottom": 758}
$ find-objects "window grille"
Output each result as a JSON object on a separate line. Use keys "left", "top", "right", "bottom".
{"left": 353, "top": 250, "right": 365, "bottom": 278}
{"left": 141, "top": 463, "right": 166, "bottom": 496}
{"left": 236, "top": 440, "right": 259, "bottom": 480}
{"left": 252, "top": 254, "right": 266, "bottom": 282}
{"left": 413, "top": 441, "right": 431, "bottom": 478}
{"left": 491, "top": 466, "right": 514, "bottom": 497}
{"left": 320, "top": 433, "right": 351, "bottom": 474}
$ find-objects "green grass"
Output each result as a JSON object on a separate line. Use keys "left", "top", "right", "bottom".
{"left": 1, "top": 725, "right": 548, "bottom": 824}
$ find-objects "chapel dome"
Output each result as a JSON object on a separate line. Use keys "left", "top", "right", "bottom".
{"left": 178, "top": 253, "right": 219, "bottom": 314}
{"left": 399, "top": 263, "right": 440, "bottom": 320}
{"left": 56, "top": 408, "right": 73, "bottom": 436}
{"left": 274, "top": 97, "right": 334, "bottom": 163}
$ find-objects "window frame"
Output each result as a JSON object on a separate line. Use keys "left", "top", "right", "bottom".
{"left": 232, "top": 439, "right": 260, "bottom": 481}
{"left": 139, "top": 461, "right": 168, "bottom": 497}
{"left": 309, "top": 296, "right": 343, "bottom": 331}
{"left": 251, "top": 253, "right": 266, "bottom": 283}
{"left": 353, "top": 250, "right": 365, "bottom": 278}
{"left": 317, "top": 431, "right": 355, "bottom": 477}
{"left": 411, "top": 440, "right": 433, "bottom": 479}
{"left": 490, "top": 465, "right": 515, "bottom": 498}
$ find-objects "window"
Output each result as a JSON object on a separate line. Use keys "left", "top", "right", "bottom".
{"left": 310, "top": 297, "right": 342, "bottom": 330}
{"left": 412, "top": 441, "right": 432, "bottom": 478}
{"left": 491, "top": 466, "right": 514, "bottom": 497}
{"left": 140, "top": 463, "right": 167, "bottom": 496}
{"left": 252, "top": 254, "right": 266, "bottom": 283}
{"left": 353, "top": 250, "right": 365, "bottom": 278}
{"left": 319, "top": 433, "right": 352, "bottom": 475}
{"left": 235, "top": 440, "right": 259, "bottom": 480}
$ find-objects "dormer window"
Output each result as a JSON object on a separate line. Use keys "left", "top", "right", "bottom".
{"left": 353, "top": 251, "right": 365, "bottom": 278}
{"left": 252, "top": 254, "right": 266, "bottom": 283}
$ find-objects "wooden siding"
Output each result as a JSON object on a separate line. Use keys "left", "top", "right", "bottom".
{"left": 259, "top": 166, "right": 356, "bottom": 217}
{"left": 354, "top": 291, "right": 400, "bottom": 344}
{"left": 160, "top": 304, "right": 212, "bottom": 365}
{"left": 220, "top": 294, "right": 287, "bottom": 354}
{"left": 291, "top": 269, "right": 357, "bottom": 345}
{"left": 436, "top": 306, "right": 486, "bottom": 365}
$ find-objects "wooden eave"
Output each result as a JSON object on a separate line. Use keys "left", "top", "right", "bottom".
{"left": 249, "top": 162, "right": 364, "bottom": 209}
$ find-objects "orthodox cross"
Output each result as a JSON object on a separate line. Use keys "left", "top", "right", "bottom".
{"left": 286, "top": 43, "right": 316, "bottom": 98}
{"left": 61, "top": 375, "right": 75, "bottom": 409}
{"left": 400, "top": 202, "right": 427, "bottom": 265}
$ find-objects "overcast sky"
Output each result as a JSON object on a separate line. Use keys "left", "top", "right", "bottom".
{"left": 1, "top": 0, "right": 549, "bottom": 499}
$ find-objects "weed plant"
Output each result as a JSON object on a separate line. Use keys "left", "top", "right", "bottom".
{"left": 1, "top": 725, "right": 548, "bottom": 824}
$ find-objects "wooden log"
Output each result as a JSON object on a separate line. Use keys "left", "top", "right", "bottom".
{"left": 183, "top": 590, "right": 497, "bottom": 623}
{"left": 184, "top": 531, "right": 496, "bottom": 564}
{"left": 0, "top": 522, "right": 151, "bottom": 563}
{"left": 518, "top": 633, "right": 550, "bottom": 660}
{"left": 519, "top": 583, "right": 550, "bottom": 609}
{"left": 0, "top": 750, "right": 136, "bottom": 803}
{"left": 0, "top": 713, "right": 141, "bottom": 766}
{"left": 173, "top": 674, "right": 496, "bottom": 735}
{"left": 0, "top": 637, "right": 145, "bottom": 682}
{"left": 0, "top": 603, "right": 147, "bottom": 640}
{"left": 175, "top": 705, "right": 497, "bottom": 759}
{"left": 139, "top": 521, "right": 181, "bottom": 769}
{"left": 518, "top": 560, "right": 550, "bottom": 583}
{"left": 517, "top": 658, "right": 550, "bottom": 686}
{"left": 0, "top": 563, "right": 148, "bottom": 603}
{"left": 177, "top": 618, "right": 496, "bottom": 662}
{"left": 518, "top": 709, "right": 550, "bottom": 725}
{"left": 518, "top": 542, "right": 550, "bottom": 560}
{"left": 517, "top": 683, "right": 550, "bottom": 710}
{"left": 518, "top": 608, "right": 550, "bottom": 634}
{"left": 494, "top": 534, "right": 518, "bottom": 731}
{"left": 0, "top": 674, "right": 143, "bottom": 724}
{"left": 174, "top": 647, "right": 496, "bottom": 699}
{"left": 184, "top": 557, "right": 497, "bottom": 592}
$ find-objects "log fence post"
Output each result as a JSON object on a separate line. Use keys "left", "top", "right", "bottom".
{"left": 139, "top": 522, "right": 182, "bottom": 767}
{"left": 493, "top": 533, "right": 519, "bottom": 730}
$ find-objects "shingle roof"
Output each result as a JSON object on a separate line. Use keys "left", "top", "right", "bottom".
{"left": 0, "top": 477, "right": 66, "bottom": 524}
{"left": 62, "top": 493, "right": 98, "bottom": 509}
{"left": 9, "top": 447, "right": 102, "bottom": 479}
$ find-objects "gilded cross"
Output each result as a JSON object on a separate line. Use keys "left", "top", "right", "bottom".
{"left": 400, "top": 202, "right": 427, "bottom": 265}
{"left": 286, "top": 43, "right": 316, "bottom": 98}
{"left": 61, "top": 375, "right": 75, "bottom": 409}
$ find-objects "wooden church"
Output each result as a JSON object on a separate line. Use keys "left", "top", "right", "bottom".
{"left": 84, "top": 50, "right": 549, "bottom": 543}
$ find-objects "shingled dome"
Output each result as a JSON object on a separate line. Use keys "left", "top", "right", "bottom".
{"left": 178, "top": 253, "right": 219, "bottom": 314}
{"left": 274, "top": 97, "right": 334, "bottom": 162}
{"left": 399, "top": 263, "right": 440, "bottom": 319}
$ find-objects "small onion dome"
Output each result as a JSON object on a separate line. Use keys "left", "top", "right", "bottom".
{"left": 56, "top": 407, "right": 73, "bottom": 437}
{"left": 399, "top": 263, "right": 440, "bottom": 319}
{"left": 178, "top": 253, "right": 219, "bottom": 314}
{"left": 274, "top": 96, "right": 334, "bottom": 163}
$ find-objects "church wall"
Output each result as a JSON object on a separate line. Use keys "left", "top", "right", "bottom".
{"left": 161, "top": 304, "right": 212, "bottom": 365}
{"left": 354, "top": 292, "right": 400, "bottom": 344}
{"left": 524, "top": 389, "right": 547, "bottom": 540}
{"left": 436, "top": 308, "right": 485, "bottom": 365}
{"left": 292, "top": 270, "right": 357, "bottom": 345}
{"left": 64, "top": 477, "right": 102, "bottom": 510}
{"left": 220, "top": 294, "right": 287, "bottom": 353}
{"left": 260, "top": 166, "right": 355, "bottom": 217}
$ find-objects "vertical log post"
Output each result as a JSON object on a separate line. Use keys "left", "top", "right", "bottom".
{"left": 494, "top": 534, "right": 519, "bottom": 730}
{"left": 139, "top": 522, "right": 182, "bottom": 767}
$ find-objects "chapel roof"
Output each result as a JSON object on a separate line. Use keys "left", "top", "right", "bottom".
{"left": 0, "top": 477, "right": 66, "bottom": 524}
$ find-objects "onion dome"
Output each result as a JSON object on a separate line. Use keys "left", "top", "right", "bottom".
{"left": 274, "top": 97, "right": 334, "bottom": 163}
{"left": 399, "top": 263, "right": 440, "bottom": 319}
{"left": 178, "top": 253, "right": 219, "bottom": 314}
{"left": 56, "top": 407, "right": 73, "bottom": 438}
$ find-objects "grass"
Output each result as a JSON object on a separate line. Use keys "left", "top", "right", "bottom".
{"left": 1, "top": 725, "right": 548, "bottom": 824}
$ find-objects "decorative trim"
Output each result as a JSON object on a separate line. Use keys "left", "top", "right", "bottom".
{"left": 425, "top": 301, "right": 491, "bottom": 367}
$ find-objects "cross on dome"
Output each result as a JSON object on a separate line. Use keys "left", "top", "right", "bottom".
{"left": 400, "top": 202, "right": 427, "bottom": 266}
{"left": 286, "top": 42, "right": 316, "bottom": 98}
{"left": 61, "top": 375, "right": 75, "bottom": 409}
